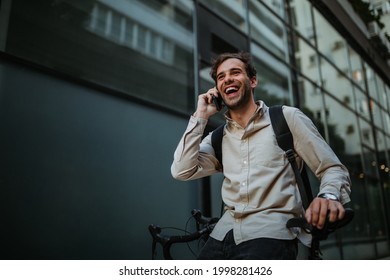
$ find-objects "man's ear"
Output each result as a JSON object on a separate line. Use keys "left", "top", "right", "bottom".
{"left": 250, "top": 76, "right": 258, "bottom": 89}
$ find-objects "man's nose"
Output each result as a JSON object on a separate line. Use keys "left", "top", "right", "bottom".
{"left": 223, "top": 74, "right": 234, "bottom": 83}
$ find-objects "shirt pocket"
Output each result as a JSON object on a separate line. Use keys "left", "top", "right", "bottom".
{"left": 254, "top": 135, "right": 286, "bottom": 167}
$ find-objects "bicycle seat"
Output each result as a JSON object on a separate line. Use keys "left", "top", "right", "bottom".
{"left": 286, "top": 208, "right": 354, "bottom": 241}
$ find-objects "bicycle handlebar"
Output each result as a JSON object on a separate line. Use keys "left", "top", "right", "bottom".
{"left": 286, "top": 208, "right": 354, "bottom": 259}
{"left": 148, "top": 209, "right": 218, "bottom": 260}
{"left": 149, "top": 208, "right": 354, "bottom": 260}
{"left": 286, "top": 208, "right": 354, "bottom": 240}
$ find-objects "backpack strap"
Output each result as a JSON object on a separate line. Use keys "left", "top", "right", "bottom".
{"left": 269, "top": 105, "right": 313, "bottom": 210}
{"left": 211, "top": 123, "right": 225, "bottom": 167}
{"left": 269, "top": 105, "right": 294, "bottom": 151}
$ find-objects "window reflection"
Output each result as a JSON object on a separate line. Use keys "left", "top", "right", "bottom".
{"left": 249, "top": 0, "right": 288, "bottom": 61}
{"left": 354, "top": 87, "right": 370, "bottom": 120}
{"left": 5, "top": 0, "right": 195, "bottom": 113}
{"left": 291, "top": 0, "right": 390, "bottom": 258}
{"left": 251, "top": 43, "right": 291, "bottom": 105}
{"left": 199, "top": 0, "right": 247, "bottom": 33}
{"left": 313, "top": 9, "right": 350, "bottom": 68}
{"left": 295, "top": 36, "right": 320, "bottom": 87}
{"left": 289, "top": 0, "right": 315, "bottom": 43}
{"left": 261, "top": 0, "right": 285, "bottom": 17}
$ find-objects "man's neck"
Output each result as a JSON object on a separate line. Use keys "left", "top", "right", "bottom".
{"left": 229, "top": 101, "right": 258, "bottom": 128}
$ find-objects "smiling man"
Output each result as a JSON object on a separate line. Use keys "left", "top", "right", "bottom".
{"left": 171, "top": 52, "right": 351, "bottom": 260}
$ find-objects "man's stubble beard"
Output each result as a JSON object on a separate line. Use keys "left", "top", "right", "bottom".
{"left": 224, "top": 80, "right": 253, "bottom": 111}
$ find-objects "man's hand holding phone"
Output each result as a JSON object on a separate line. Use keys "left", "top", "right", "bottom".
{"left": 194, "top": 87, "right": 223, "bottom": 119}
{"left": 212, "top": 94, "right": 223, "bottom": 111}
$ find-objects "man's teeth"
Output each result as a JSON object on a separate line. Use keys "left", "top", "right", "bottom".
{"left": 226, "top": 87, "right": 237, "bottom": 94}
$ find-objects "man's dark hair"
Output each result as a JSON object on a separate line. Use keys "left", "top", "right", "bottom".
{"left": 210, "top": 52, "right": 257, "bottom": 82}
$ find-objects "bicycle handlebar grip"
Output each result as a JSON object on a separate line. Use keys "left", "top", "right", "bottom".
{"left": 286, "top": 208, "right": 354, "bottom": 240}
{"left": 326, "top": 208, "right": 354, "bottom": 231}
{"left": 191, "top": 209, "right": 216, "bottom": 225}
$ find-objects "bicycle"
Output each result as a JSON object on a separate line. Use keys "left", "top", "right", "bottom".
{"left": 149, "top": 208, "right": 354, "bottom": 260}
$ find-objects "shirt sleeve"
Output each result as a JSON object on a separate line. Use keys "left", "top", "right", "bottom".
{"left": 285, "top": 107, "right": 352, "bottom": 204}
{"left": 171, "top": 115, "right": 221, "bottom": 181}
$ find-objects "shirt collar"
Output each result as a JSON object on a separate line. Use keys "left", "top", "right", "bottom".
{"left": 224, "top": 100, "right": 266, "bottom": 124}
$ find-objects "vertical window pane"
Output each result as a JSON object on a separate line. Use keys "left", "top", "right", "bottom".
{"left": 365, "top": 64, "right": 380, "bottom": 103}
{"left": 295, "top": 35, "right": 320, "bottom": 85}
{"left": 249, "top": 0, "right": 289, "bottom": 61}
{"left": 289, "top": 0, "right": 315, "bottom": 43}
{"left": 313, "top": 9, "right": 349, "bottom": 68}
{"left": 354, "top": 86, "right": 371, "bottom": 120}
{"left": 110, "top": 11, "right": 122, "bottom": 41}
{"left": 199, "top": 0, "right": 247, "bottom": 33}
{"left": 251, "top": 43, "right": 292, "bottom": 105}
{"left": 96, "top": 4, "right": 108, "bottom": 34}
{"left": 348, "top": 47, "right": 364, "bottom": 88}
{"left": 261, "top": 0, "right": 285, "bottom": 17}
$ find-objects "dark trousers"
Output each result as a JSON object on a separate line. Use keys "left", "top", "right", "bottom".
{"left": 197, "top": 230, "right": 298, "bottom": 260}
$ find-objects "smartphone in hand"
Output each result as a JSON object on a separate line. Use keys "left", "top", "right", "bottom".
{"left": 212, "top": 94, "right": 223, "bottom": 111}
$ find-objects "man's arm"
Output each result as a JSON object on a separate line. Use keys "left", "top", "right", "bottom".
{"left": 285, "top": 107, "right": 352, "bottom": 229}
{"left": 171, "top": 88, "right": 222, "bottom": 181}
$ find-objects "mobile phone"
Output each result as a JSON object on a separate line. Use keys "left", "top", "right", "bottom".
{"left": 212, "top": 94, "right": 223, "bottom": 111}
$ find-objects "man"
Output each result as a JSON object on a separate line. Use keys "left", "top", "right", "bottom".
{"left": 171, "top": 52, "right": 351, "bottom": 259}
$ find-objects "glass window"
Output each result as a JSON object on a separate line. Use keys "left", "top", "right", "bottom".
{"left": 366, "top": 177, "right": 388, "bottom": 246}
{"left": 0, "top": 0, "right": 12, "bottom": 51}
{"left": 249, "top": 0, "right": 288, "bottom": 61}
{"left": 354, "top": 86, "right": 371, "bottom": 121}
{"left": 365, "top": 63, "right": 381, "bottom": 103}
{"left": 344, "top": 171, "right": 371, "bottom": 242}
{"left": 384, "top": 113, "right": 390, "bottom": 136}
{"left": 313, "top": 8, "right": 350, "bottom": 69}
{"left": 251, "top": 43, "right": 292, "bottom": 106}
{"left": 348, "top": 47, "right": 365, "bottom": 89}
{"left": 319, "top": 56, "right": 355, "bottom": 112}
{"left": 294, "top": 35, "right": 320, "bottom": 85}
{"left": 360, "top": 118, "right": 376, "bottom": 157}
{"left": 199, "top": 0, "right": 247, "bottom": 33}
{"left": 3, "top": 0, "right": 196, "bottom": 114}
{"left": 261, "top": 0, "right": 286, "bottom": 17}
{"left": 377, "top": 77, "right": 389, "bottom": 111}
{"left": 288, "top": 0, "right": 315, "bottom": 43}
{"left": 324, "top": 96, "right": 359, "bottom": 158}
{"left": 376, "top": 130, "right": 389, "bottom": 156}
{"left": 372, "top": 105, "right": 385, "bottom": 132}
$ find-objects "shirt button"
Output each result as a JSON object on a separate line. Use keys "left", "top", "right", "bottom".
{"left": 243, "top": 160, "right": 247, "bottom": 165}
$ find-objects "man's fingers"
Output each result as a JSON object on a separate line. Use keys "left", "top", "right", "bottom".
{"left": 306, "top": 198, "right": 345, "bottom": 229}
{"left": 315, "top": 201, "right": 329, "bottom": 229}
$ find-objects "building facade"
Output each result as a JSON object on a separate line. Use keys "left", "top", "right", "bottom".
{"left": 1, "top": 0, "right": 390, "bottom": 259}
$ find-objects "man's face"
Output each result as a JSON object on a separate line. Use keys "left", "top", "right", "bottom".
{"left": 215, "top": 58, "right": 257, "bottom": 110}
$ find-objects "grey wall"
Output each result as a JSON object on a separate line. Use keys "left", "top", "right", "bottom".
{"left": 0, "top": 60, "right": 201, "bottom": 259}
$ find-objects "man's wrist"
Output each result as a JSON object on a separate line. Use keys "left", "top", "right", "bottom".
{"left": 318, "top": 193, "right": 339, "bottom": 201}
{"left": 193, "top": 110, "right": 210, "bottom": 120}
